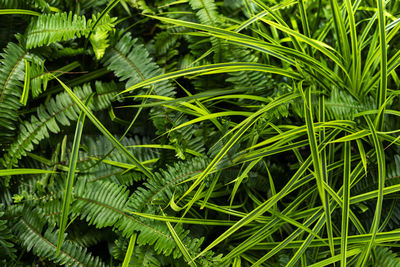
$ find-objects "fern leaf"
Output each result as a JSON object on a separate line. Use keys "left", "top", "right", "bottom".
{"left": 1, "top": 82, "right": 118, "bottom": 174}
{"left": 26, "top": 12, "right": 89, "bottom": 49}
{"left": 188, "top": 0, "right": 225, "bottom": 61}
{"left": 374, "top": 246, "right": 400, "bottom": 267}
{"left": 88, "top": 14, "right": 117, "bottom": 60}
{"left": 0, "top": 204, "right": 15, "bottom": 261}
{"left": 13, "top": 208, "right": 106, "bottom": 267}
{"left": 78, "top": 135, "right": 159, "bottom": 185}
{"left": 189, "top": 0, "right": 220, "bottom": 26}
{"left": 102, "top": 32, "right": 176, "bottom": 98}
{"left": 73, "top": 180, "right": 181, "bottom": 256}
{"left": 127, "top": 157, "right": 209, "bottom": 213}
{"left": 0, "top": 42, "right": 27, "bottom": 145}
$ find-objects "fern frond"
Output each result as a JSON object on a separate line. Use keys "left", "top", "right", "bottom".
{"left": 324, "top": 88, "right": 374, "bottom": 120}
{"left": 374, "top": 246, "right": 400, "bottom": 267}
{"left": 128, "top": 246, "right": 162, "bottom": 267}
{"left": 102, "top": 32, "right": 176, "bottom": 98}
{"left": 73, "top": 180, "right": 182, "bottom": 256}
{"left": 13, "top": 208, "right": 106, "bottom": 267}
{"left": 188, "top": 0, "right": 226, "bottom": 61}
{"left": 127, "top": 157, "right": 209, "bottom": 213}
{"left": 1, "top": 82, "right": 118, "bottom": 174}
{"left": 88, "top": 14, "right": 116, "bottom": 60}
{"left": 189, "top": 0, "right": 220, "bottom": 26}
{"left": 0, "top": 42, "right": 27, "bottom": 145}
{"left": 0, "top": 204, "right": 16, "bottom": 261}
{"left": 77, "top": 135, "right": 159, "bottom": 185}
{"left": 26, "top": 12, "right": 88, "bottom": 49}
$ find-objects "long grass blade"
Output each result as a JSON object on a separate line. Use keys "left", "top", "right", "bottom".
{"left": 56, "top": 93, "right": 93, "bottom": 255}
{"left": 341, "top": 141, "right": 351, "bottom": 267}
{"left": 52, "top": 75, "right": 154, "bottom": 179}
{"left": 375, "top": 0, "right": 387, "bottom": 130}
{"left": 356, "top": 116, "right": 385, "bottom": 266}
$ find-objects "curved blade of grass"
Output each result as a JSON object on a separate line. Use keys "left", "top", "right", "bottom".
{"left": 376, "top": 0, "right": 387, "bottom": 130}
{"left": 167, "top": 111, "right": 253, "bottom": 133}
{"left": 259, "top": 19, "right": 345, "bottom": 72}
{"left": 303, "top": 86, "right": 325, "bottom": 205}
{"left": 329, "top": 0, "right": 350, "bottom": 66}
{"left": 0, "top": 9, "right": 40, "bottom": 16}
{"left": 356, "top": 139, "right": 368, "bottom": 175}
{"left": 0, "top": 169, "right": 56, "bottom": 176}
{"left": 53, "top": 75, "right": 154, "bottom": 179}
{"left": 128, "top": 144, "right": 204, "bottom": 158}
{"left": 20, "top": 59, "right": 30, "bottom": 106}
{"left": 179, "top": 93, "right": 300, "bottom": 219}
{"left": 163, "top": 210, "right": 197, "bottom": 267}
{"left": 118, "top": 62, "right": 302, "bottom": 95}
{"left": 147, "top": 15, "right": 345, "bottom": 89}
{"left": 126, "top": 210, "right": 250, "bottom": 226}
{"left": 308, "top": 249, "right": 361, "bottom": 267}
{"left": 351, "top": 183, "right": 400, "bottom": 204}
{"left": 222, "top": 185, "right": 317, "bottom": 261}
{"left": 56, "top": 93, "right": 93, "bottom": 256}
{"left": 331, "top": 130, "right": 370, "bottom": 143}
{"left": 341, "top": 141, "right": 351, "bottom": 267}
{"left": 344, "top": 0, "right": 361, "bottom": 93}
{"left": 254, "top": 230, "right": 400, "bottom": 249}
{"left": 318, "top": 95, "right": 335, "bottom": 258}
{"left": 356, "top": 116, "right": 385, "bottom": 266}
{"left": 122, "top": 233, "right": 137, "bottom": 267}
{"left": 230, "top": 159, "right": 261, "bottom": 206}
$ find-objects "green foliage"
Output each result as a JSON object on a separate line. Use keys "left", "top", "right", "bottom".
{"left": 374, "top": 247, "right": 400, "bottom": 267}
{"left": 0, "top": 204, "right": 15, "bottom": 262}
{"left": 13, "top": 208, "right": 106, "bottom": 267}
{"left": 26, "top": 12, "right": 89, "bottom": 49}
{"left": 1, "top": 82, "right": 117, "bottom": 172}
{"left": 0, "top": 42, "right": 27, "bottom": 145}
{"left": 1, "top": 0, "right": 400, "bottom": 266}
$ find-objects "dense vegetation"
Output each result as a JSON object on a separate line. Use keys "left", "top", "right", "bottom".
{"left": 0, "top": 0, "right": 400, "bottom": 266}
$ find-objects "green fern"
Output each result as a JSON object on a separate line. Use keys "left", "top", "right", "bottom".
{"left": 374, "top": 247, "right": 400, "bottom": 267}
{"left": 127, "top": 157, "right": 209, "bottom": 214}
{"left": 0, "top": 42, "right": 27, "bottom": 145}
{"left": 189, "top": 0, "right": 220, "bottom": 26}
{"left": 13, "top": 208, "right": 106, "bottom": 267}
{"left": 188, "top": 0, "right": 225, "bottom": 62}
{"left": 73, "top": 180, "right": 183, "bottom": 257}
{"left": 26, "top": 12, "right": 89, "bottom": 49}
{"left": 0, "top": 204, "right": 15, "bottom": 262}
{"left": 73, "top": 158, "right": 212, "bottom": 259}
{"left": 25, "top": 12, "right": 116, "bottom": 59}
{"left": 77, "top": 135, "right": 159, "bottom": 185}
{"left": 1, "top": 82, "right": 117, "bottom": 175}
{"left": 102, "top": 32, "right": 176, "bottom": 98}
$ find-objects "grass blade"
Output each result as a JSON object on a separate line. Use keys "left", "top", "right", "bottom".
{"left": 0, "top": 169, "right": 56, "bottom": 176}
{"left": 356, "top": 116, "right": 386, "bottom": 266}
{"left": 53, "top": 75, "right": 154, "bottom": 179}
{"left": 376, "top": 0, "right": 387, "bottom": 130}
{"left": 56, "top": 93, "right": 93, "bottom": 255}
{"left": 0, "top": 9, "right": 40, "bottom": 16}
{"left": 341, "top": 141, "right": 351, "bottom": 267}
{"left": 122, "top": 233, "right": 137, "bottom": 267}
{"left": 20, "top": 59, "right": 30, "bottom": 106}
{"left": 163, "top": 210, "right": 197, "bottom": 267}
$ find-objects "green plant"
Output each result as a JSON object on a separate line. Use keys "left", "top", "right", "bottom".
{"left": 1, "top": 0, "right": 400, "bottom": 266}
